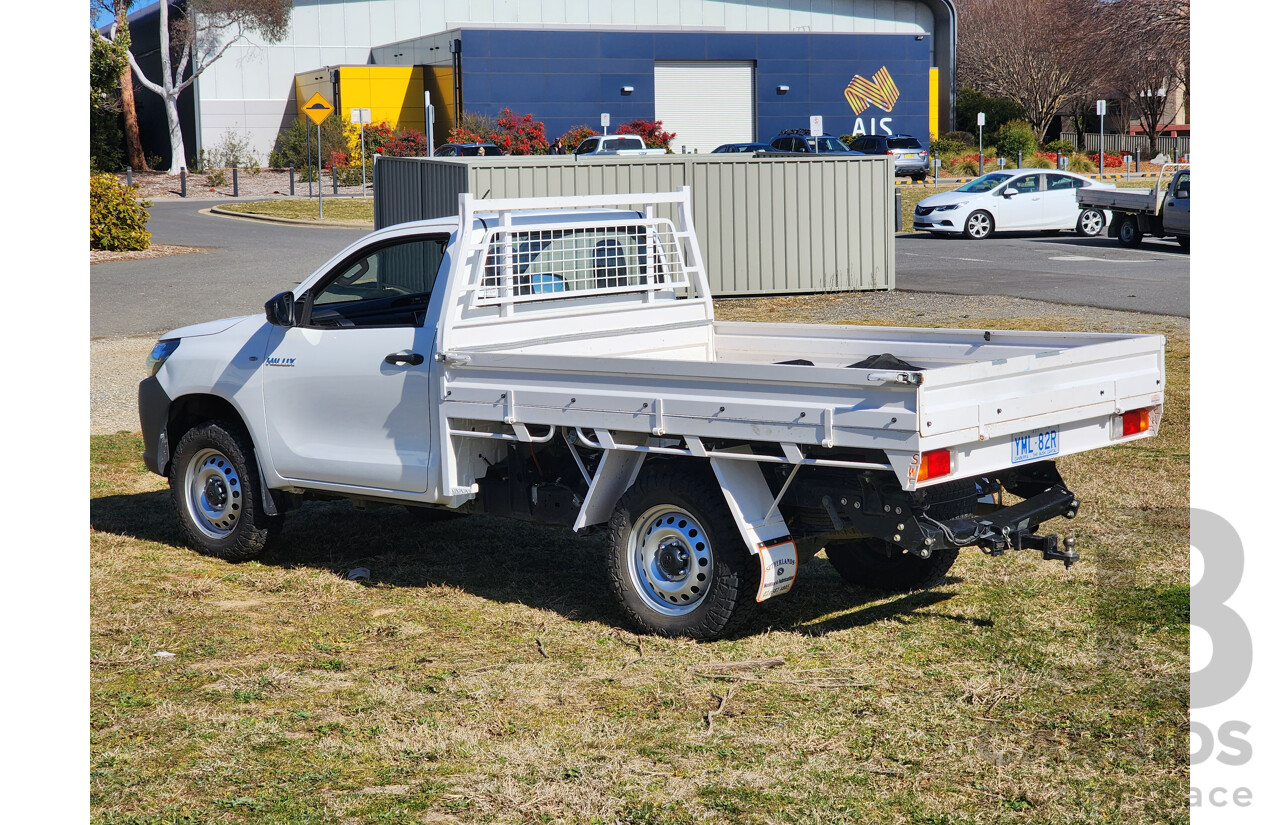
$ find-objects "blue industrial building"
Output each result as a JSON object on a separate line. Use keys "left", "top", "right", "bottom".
{"left": 372, "top": 27, "right": 937, "bottom": 152}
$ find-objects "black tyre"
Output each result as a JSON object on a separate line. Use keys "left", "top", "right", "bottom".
{"left": 962, "top": 210, "right": 994, "bottom": 239}
{"left": 606, "top": 468, "right": 758, "bottom": 639}
{"left": 1176, "top": 235, "right": 1189, "bottom": 250}
{"left": 169, "top": 420, "right": 281, "bottom": 562}
{"left": 825, "top": 538, "right": 960, "bottom": 592}
{"left": 1076, "top": 207, "right": 1105, "bottom": 237}
{"left": 1117, "top": 216, "right": 1143, "bottom": 248}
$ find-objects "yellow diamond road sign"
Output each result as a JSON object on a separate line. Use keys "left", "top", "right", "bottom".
{"left": 303, "top": 92, "right": 334, "bottom": 125}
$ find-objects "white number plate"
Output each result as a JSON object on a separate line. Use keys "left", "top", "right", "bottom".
{"left": 1011, "top": 427, "right": 1059, "bottom": 464}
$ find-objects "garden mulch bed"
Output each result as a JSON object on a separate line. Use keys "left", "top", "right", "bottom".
{"left": 91, "top": 244, "right": 208, "bottom": 265}
{"left": 120, "top": 169, "right": 370, "bottom": 201}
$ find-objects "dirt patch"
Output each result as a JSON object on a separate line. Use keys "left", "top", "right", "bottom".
{"left": 91, "top": 244, "right": 208, "bottom": 265}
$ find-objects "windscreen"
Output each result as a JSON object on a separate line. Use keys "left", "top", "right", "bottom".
{"left": 956, "top": 173, "right": 1013, "bottom": 193}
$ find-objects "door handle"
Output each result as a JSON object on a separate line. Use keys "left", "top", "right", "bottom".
{"left": 385, "top": 351, "right": 424, "bottom": 366}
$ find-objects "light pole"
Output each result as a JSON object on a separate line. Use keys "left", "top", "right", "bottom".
{"left": 977, "top": 111, "right": 986, "bottom": 175}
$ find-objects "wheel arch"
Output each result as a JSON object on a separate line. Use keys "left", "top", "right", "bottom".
{"left": 162, "top": 393, "right": 253, "bottom": 475}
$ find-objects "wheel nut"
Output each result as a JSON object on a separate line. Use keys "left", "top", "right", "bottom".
{"left": 897, "top": 523, "right": 905, "bottom": 531}
{"left": 893, "top": 534, "right": 901, "bottom": 542}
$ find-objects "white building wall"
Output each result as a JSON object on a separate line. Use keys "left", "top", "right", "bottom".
{"left": 196, "top": 0, "right": 934, "bottom": 162}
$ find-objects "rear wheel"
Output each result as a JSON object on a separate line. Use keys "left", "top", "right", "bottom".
{"left": 963, "top": 210, "right": 994, "bottom": 239}
{"left": 1117, "top": 216, "right": 1144, "bottom": 247}
{"left": 606, "top": 468, "right": 757, "bottom": 639}
{"left": 170, "top": 420, "right": 281, "bottom": 561}
{"left": 1076, "top": 207, "right": 1106, "bottom": 237}
{"left": 825, "top": 539, "right": 960, "bottom": 592}
{"left": 1176, "top": 235, "right": 1190, "bottom": 250}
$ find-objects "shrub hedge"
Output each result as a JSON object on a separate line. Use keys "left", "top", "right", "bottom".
{"left": 90, "top": 173, "right": 151, "bottom": 251}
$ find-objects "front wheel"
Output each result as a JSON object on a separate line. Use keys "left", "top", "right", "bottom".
{"left": 1117, "top": 216, "right": 1144, "bottom": 247}
{"left": 1076, "top": 207, "right": 1106, "bottom": 237}
{"left": 606, "top": 468, "right": 758, "bottom": 639}
{"left": 169, "top": 420, "right": 281, "bottom": 561}
{"left": 825, "top": 538, "right": 959, "bottom": 592}
{"left": 963, "top": 210, "right": 994, "bottom": 239}
{"left": 1176, "top": 235, "right": 1190, "bottom": 250}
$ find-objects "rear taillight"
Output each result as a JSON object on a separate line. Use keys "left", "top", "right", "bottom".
{"left": 916, "top": 449, "right": 951, "bottom": 482}
{"left": 1111, "top": 408, "right": 1152, "bottom": 439}
{"left": 1121, "top": 408, "right": 1150, "bottom": 436}
{"left": 886, "top": 150, "right": 894, "bottom": 155}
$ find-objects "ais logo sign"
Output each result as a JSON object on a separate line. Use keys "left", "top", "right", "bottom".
{"left": 844, "top": 66, "right": 900, "bottom": 136}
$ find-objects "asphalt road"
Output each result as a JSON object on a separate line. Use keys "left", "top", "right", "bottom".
{"left": 91, "top": 200, "right": 1190, "bottom": 338}
{"left": 91, "top": 200, "right": 368, "bottom": 338}
{"left": 896, "top": 231, "right": 1189, "bottom": 317}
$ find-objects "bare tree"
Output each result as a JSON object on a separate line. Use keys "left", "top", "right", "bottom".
{"left": 956, "top": 0, "right": 1107, "bottom": 141}
{"left": 97, "top": 1, "right": 291, "bottom": 174}
{"left": 1091, "top": 0, "right": 1190, "bottom": 152}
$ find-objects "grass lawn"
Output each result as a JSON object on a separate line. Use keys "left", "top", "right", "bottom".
{"left": 218, "top": 198, "right": 375, "bottom": 223}
{"left": 91, "top": 304, "right": 1188, "bottom": 824}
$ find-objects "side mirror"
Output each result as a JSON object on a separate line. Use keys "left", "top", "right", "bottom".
{"left": 265, "top": 291, "right": 296, "bottom": 327}
{"left": 1002, "top": 188, "right": 1018, "bottom": 198}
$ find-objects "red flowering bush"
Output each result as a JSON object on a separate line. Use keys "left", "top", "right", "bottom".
{"left": 494, "top": 109, "right": 549, "bottom": 155}
{"left": 382, "top": 128, "right": 430, "bottom": 157}
{"left": 446, "top": 109, "right": 550, "bottom": 155}
{"left": 1090, "top": 151, "right": 1125, "bottom": 167}
{"left": 559, "top": 124, "right": 599, "bottom": 152}
{"left": 616, "top": 119, "right": 676, "bottom": 151}
{"left": 325, "top": 151, "right": 350, "bottom": 169}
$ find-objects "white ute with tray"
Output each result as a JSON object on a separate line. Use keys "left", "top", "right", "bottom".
{"left": 140, "top": 188, "right": 1165, "bottom": 639}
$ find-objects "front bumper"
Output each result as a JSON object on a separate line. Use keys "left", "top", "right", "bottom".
{"left": 912, "top": 210, "right": 963, "bottom": 233}
{"left": 139, "top": 377, "right": 173, "bottom": 475}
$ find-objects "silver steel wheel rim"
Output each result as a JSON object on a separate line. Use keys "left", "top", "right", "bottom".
{"left": 628, "top": 505, "right": 714, "bottom": 617}
{"left": 968, "top": 213, "right": 991, "bottom": 238}
{"left": 184, "top": 448, "right": 243, "bottom": 539}
{"left": 1080, "top": 210, "right": 1103, "bottom": 235}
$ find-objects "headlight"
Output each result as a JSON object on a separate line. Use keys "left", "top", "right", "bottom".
{"left": 936, "top": 202, "right": 965, "bottom": 211}
{"left": 146, "top": 339, "right": 180, "bottom": 377}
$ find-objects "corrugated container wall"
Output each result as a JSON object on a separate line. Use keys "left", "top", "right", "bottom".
{"left": 373, "top": 155, "right": 894, "bottom": 296}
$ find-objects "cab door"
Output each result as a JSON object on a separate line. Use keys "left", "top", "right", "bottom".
{"left": 1163, "top": 171, "right": 1190, "bottom": 235}
{"left": 261, "top": 233, "right": 449, "bottom": 493}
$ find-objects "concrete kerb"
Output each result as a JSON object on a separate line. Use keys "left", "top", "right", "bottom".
{"left": 204, "top": 205, "right": 373, "bottom": 229}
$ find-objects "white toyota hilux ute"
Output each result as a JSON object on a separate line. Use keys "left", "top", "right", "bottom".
{"left": 140, "top": 188, "right": 1166, "bottom": 639}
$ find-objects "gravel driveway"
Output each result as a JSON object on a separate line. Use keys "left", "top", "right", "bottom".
{"left": 91, "top": 291, "right": 1187, "bottom": 436}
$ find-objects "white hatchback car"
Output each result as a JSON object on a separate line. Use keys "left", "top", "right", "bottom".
{"left": 913, "top": 170, "right": 1114, "bottom": 239}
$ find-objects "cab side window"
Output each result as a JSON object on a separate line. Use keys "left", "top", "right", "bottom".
{"left": 306, "top": 235, "right": 448, "bottom": 328}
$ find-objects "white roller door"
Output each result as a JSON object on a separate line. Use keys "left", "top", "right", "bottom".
{"left": 654, "top": 61, "right": 755, "bottom": 154}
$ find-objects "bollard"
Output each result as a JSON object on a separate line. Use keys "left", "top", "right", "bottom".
{"left": 895, "top": 190, "right": 902, "bottom": 232}
{"left": 126, "top": 166, "right": 133, "bottom": 187}
{"left": 332, "top": 166, "right": 338, "bottom": 195}
{"left": 1017, "top": 150, "right": 1022, "bottom": 169}
{"left": 180, "top": 168, "right": 187, "bottom": 198}
{"left": 232, "top": 165, "right": 239, "bottom": 197}
{"left": 289, "top": 165, "right": 295, "bottom": 196}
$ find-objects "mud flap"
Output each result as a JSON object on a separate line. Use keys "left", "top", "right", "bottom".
{"left": 709, "top": 454, "right": 797, "bottom": 602}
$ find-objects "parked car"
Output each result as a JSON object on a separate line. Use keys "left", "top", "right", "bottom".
{"left": 913, "top": 170, "right": 1115, "bottom": 239}
{"left": 711, "top": 142, "right": 772, "bottom": 153}
{"left": 767, "top": 129, "right": 863, "bottom": 155}
{"left": 436, "top": 143, "right": 504, "bottom": 156}
{"left": 573, "top": 134, "right": 667, "bottom": 156}
{"left": 846, "top": 134, "right": 930, "bottom": 181}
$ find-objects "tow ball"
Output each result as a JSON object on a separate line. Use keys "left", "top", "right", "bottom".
{"left": 1019, "top": 533, "right": 1080, "bottom": 570}
{"left": 983, "top": 531, "right": 1081, "bottom": 570}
